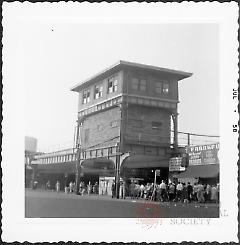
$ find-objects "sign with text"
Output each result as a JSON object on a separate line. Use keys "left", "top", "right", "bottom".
{"left": 155, "top": 169, "right": 161, "bottom": 176}
{"left": 186, "top": 143, "right": 219, "bottom": 166}
{"left": 169, "top": 157, "right": 185, "bottom": 172}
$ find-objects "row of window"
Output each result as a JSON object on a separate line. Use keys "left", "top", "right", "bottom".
{"left": 82, "top": 75, "right": 170, "bottom": 105}
{"left": 83, "top": 75, "right": 118, "bottom": 104}
{"left": 38, "top": 154, "right": 77, "bottom": 164}
{"left": 129, "top": 119, "right": 163, "bottom": 130}
{"left": 131, "top": 78, "right": 169, "bottom": 94}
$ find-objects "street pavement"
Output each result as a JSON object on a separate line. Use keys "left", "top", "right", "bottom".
{"left": 25, "top": 189, "right": 219, "bottom": 218}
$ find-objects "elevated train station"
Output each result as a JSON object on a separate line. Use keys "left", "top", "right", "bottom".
{"left": 29, "top": 60, "right": 201, "bottom": 196}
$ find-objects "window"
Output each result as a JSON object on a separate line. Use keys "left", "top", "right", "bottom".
{"left": 131, "top": 78, "right": 147, "bottom": 91}
{"left": 132, "top": 78, "right": 139, "bottom": 90}
{"left": 84, "top": 129, "right": 90, "bottom": 143}
{"left": 110, "top": 120, "right": 118, "bottom": 128}
{"left": 152, "top": 121, "right": 162, "bottom": 130}
{"left": 108, "top": 75, "right": 118, "bottom": 93}
{"left": 97, "top": 124, "right": 103, "bottom": 131}
{"left": 155, "top": 81, "right": 163, "bottom": 94}
{"left": 129, "top": 119, "right": 143, "bottom": 128}
{"left": 163, "top": 82, "right": 169, "bottom": 94}
{"left": 155, "top": 81, "right": 169, "bottom": 94}
{"left": 83, "top": 90, "right": 90, "bottom": 104}
{"left": 139, "top": 79, "right": 147, "bottom": 91}
{"left": 94, "top": 84, "right": 103, "bottom": 99}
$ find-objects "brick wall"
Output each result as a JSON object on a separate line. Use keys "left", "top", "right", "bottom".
{"left": 81, "top": 106, "right": 121, "bottom": 149}
{"left": 123, "top": 104, "right": 171, "bottom": 146}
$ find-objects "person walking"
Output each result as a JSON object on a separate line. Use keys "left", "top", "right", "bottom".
{"left": 69, "top": 181, "right": 73, "bottom": 193}
{"left": 168, "top": 183, "right": 175, "bottom": 202}
{"left": 205, "top": 184, "right": 211, "bottom": 202}
{"left": 46, "top": 180, "right": 50, "bottom": 190}
{"left": 197, "top": 182, "right": 204, "bottom": 203}
{"left": 182, "top": 183, "right": 188, "bottom": 203}
{"left": 56, "top": 180, "right": 60, "bottom": 192}
{"left": 211, "top": 185, "right": 218, "bottom": 203}
{"left": 187, "top": 182, "right": 193, "bottom": 202}
{"left": 87, "top": 181, "right": 92, "bottom": 195}
{"left": 111, "top": 181, "right": 116, "bottom": 198}
{"left": 176, "top": 182, "right": 183, "bottom": 202}
{"left": 159, "top": 180, "right": 167, "bottom": 202}
{"left": 192, "top": 183, "right": 198, "bottom": 202}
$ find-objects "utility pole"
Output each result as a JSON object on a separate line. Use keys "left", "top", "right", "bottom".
{"left": 75, "top": 119, "right": 81, "bottom": 195}
{"left": 115, "top": 143, "right": 120, "bottom": 199}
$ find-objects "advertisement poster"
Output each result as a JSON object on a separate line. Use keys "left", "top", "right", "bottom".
{"left": 186, "top": 143, "right": 220, "bottom": 166}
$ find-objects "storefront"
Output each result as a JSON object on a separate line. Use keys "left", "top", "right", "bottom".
{"left": 174, "top": 143, "right": 220, "bottom": 185}
{"left": 120, "top": 154, "right": 169, "bottom": 184}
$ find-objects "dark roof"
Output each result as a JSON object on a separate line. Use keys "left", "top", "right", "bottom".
{"left": 71, "top": 60, "right": 193, "bottom": 92}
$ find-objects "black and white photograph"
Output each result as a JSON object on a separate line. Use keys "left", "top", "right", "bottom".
{"left": 2, "top": 2, "right": 239, "bottom": 243}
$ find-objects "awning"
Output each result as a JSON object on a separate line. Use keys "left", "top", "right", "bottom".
{"left": 81, "top": 158, "right": 115, "bottom": 170}
{"left": 175, "top": 164, "right": 219, "bottom": 179}
{"left": 121, "top": 155, "right": 169, "bottom": 169}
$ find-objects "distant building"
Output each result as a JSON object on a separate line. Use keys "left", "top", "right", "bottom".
{"left": 25, "top": 136, "right": 38, "bottom": 188}
{"left": 25, "top": 136, "right": 37, "bottom": 153}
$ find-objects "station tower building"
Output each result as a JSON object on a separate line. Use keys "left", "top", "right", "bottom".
{"left": 71, "top": 61, "right": 192, "bottom": 185}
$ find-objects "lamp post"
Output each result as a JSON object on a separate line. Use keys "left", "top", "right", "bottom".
{"left": 115, "top": 142, "right": 121, "bottom": 199}
{"left": 75, "top": 119, "right": 82, "bottom": 195}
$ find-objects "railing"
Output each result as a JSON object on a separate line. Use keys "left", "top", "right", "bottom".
{"left": 31, "top": 145, "right": 120, "bottom": 165}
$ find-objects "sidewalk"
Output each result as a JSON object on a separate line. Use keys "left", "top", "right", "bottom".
{"left": 25, "top": 188, "right": 219, "bottom": 207}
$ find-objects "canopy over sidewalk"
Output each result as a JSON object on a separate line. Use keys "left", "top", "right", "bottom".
{"left": 174, "top": 164, "right": 219, "bottom": 179}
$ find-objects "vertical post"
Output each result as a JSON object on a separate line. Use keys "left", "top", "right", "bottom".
{"left": 115, "top": 144, "right": 120, "bottom": 199}
{"left": 172, "top": 113, "right": 178, "bottom": 150}
{"left": 75, "top": 119, "right": 81, "bottom": 195}
{"left": 187, "top": 133, "right": 190, "bottom": 146}
{"left": 151, "top": 170, "right": 157, "bottom": 201}
{"left": 153, "top": 170, "right": 157, "bottom": 189}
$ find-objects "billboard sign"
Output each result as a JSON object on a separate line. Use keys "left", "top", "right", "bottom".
{"left": 186, "top": 143, "right": 219, "bottom": 166}
{"left": 169, "top": 157, "right": 185, "bottom": 172}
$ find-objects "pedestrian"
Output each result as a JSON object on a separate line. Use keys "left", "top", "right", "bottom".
{"left": 182, "top": 183, "right": 188, "bottom": 203}
{"left": 46, "top": 180, "right": 50, "bottom": 190}
{"left": 56, "top": 180, "right": 60, "bottom": 192}
{"left": 159, "top": 180, "right": 167, "bottom": 202}
{"left": 205, "top": 184, "right": 211, "bottom": 202}
{"left": 217, "top": 183, "right": 220, "bottom": 203}
{"left": 192, "top": 183, "right": 198, "bottom": 202}
{"left": 176, "top": 182, "right": 183, "bottom": 202}
{"left": 139, "top": 184, "right": 145, "bottom": 198}
{"left": 211, "top": 185, "right": 218, "bottom": 203}
{"left": 93, "top": 182, "right": 98, "bottom": 195}
{"left": 155, "top": 184, "right": 161, "bottom": 202}
{"left": 111, "top": 181, "right": 116, "bottom": 198}
{"left": 145, "top": 183, "right": 151, "bottom": 200}
{"left": 130, "top": 181, "right": 135, "bottom": 199}
{"left": 168, "top": 183, "right": 175, "bottom": 202}
{"left": 187, "top": 182, "right": 193, "bottom": 202}
{"left": 33, "top": 180, "right": 38, "bottom": 190}
{"left": 69, "top": 181, "right": 73, "bottom": 193}
{"left": 87, "top": 181, "right": 92, "bottom": 195}
{"left": 197, "top": 182, "right": 204, "bottom": 203}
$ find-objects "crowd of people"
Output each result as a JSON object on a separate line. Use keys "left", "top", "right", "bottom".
{"left": 33, "top": 178, "right": 219, "bottom": 204}
{"left": 125, "top": 180, "right": 219, "bottom": 203}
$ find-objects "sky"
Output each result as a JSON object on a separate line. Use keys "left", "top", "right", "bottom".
{"left": 19, "top": 22, "right": 219, "bottom": 152}
{"left": 3, "top": 3, "right": 220, "bottom": 152}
